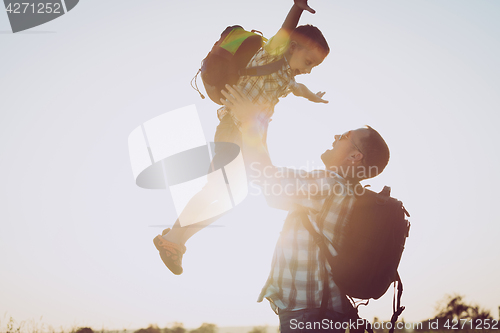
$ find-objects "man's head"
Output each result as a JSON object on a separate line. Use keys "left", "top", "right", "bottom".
{"left": 287, "top": 25, "right": 329, "bottom": 76}
{"left": 321, "top": 126, "right": 390, "bottom": 181}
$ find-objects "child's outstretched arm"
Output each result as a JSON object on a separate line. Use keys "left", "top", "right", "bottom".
{"left": 292, "top": 82, "right": 328, "bottom": 104}
{"left": 282, "top": 0, "right": 315, "bottom": 32}
{"left": 268, "top": 0, "right": 316, "bottom": 50}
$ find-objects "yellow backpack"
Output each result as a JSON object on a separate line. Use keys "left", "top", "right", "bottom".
{"left": 192, "top": 25, "right": 285, "bottom": 104}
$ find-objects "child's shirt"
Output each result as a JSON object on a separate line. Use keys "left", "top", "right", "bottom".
{"left": 217, "top": 33, "right": 298, "bottom": 127}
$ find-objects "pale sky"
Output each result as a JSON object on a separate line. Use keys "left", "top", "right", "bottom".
{"left": 1, "top": 0, "right": 499, "bottom": 331}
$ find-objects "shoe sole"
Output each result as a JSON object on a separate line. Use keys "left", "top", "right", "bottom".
{"left": 153, "top": 235, "right": 183, "bottom": 275}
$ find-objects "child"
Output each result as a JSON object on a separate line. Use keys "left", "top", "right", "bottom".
{"left": 154, "top": 0, "right": 330, "bottom": 275}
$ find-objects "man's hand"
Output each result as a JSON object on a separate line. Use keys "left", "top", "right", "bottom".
{"left": 294, "top": 0, "right": 315, "bottom": 14}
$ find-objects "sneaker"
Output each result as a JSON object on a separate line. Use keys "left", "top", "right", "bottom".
{"left": 153, "top": 228, "right": 186, "bottom": 275}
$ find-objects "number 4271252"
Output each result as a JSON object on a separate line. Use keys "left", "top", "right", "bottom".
{"left": 444, "top": 319, "right": 499, "bottom": 330}
{"left": 6, "top": 2, "right": 62, "bottom": 14}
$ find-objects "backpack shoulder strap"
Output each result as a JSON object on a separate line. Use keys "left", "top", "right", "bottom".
{"left": 238, "top": 57, "right": 287, "bottom": 77}
{"left": 296, "top": 208, "right": 336, "bottom": 267}
{"left": 295, "top": 208, "right": 333, "bottom": 309}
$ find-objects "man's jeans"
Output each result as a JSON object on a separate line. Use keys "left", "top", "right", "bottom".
{"left": 279, "top": 308, "right": 351, "bottom": 333}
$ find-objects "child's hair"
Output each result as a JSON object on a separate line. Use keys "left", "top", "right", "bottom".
{"left": 291, "top": 24, "right": 329, "bottom": 55}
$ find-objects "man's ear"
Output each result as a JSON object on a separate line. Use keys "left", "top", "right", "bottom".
{"left": 289, "top": 40, "right": 298, "bottom": 54}
{"left": 349, "top": 151, "right": 364, "bottom": 163}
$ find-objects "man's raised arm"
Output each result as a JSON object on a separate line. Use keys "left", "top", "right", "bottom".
{"left": 220, "top": 85, "right": 277, "bottom": 186}
{"left": 222, "top": 85, "right": 332, "bottom": 211}
{"left": 221, "top": 85, "right": 320, "bottom": 211}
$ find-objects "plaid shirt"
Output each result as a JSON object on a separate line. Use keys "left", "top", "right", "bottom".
{"left": 257, "top": 168, "right": 357, "bottom": 314}
{"left": 217, "top": 35, "right": 297, "bottom": 125}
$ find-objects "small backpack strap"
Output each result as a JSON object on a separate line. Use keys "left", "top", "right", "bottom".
{"left": 320, "top": 258, "right": 331, "bottom": 312}
{"left": 388, "top": 274, "right": 405, "bottom": 333}
{"left": 238, "top": 57, "right": 286, "bottom": 77}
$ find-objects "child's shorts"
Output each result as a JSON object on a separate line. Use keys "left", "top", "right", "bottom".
{"left": 210, "top": 113, "right": 269, "bottom": 184}
{"left": 211, "top": 114, "right": 243, "bottom": 172}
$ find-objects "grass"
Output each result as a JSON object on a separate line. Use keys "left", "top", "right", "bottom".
{"left": 2, "top": 315, "right": 499, "bottom": 333}
{"left": 0, "top": 315, "right": 132, "bottom": 333}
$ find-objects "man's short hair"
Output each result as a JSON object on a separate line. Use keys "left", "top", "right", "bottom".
{"left": 359, "top": 126, "right": 390, "bottom": 178}
{"left": 290, "top": 24, "right": 330, "bottom": 55}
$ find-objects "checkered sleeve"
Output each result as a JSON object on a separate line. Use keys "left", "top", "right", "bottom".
{"left": 264, "top": 168, "right": 338, "bottom": 211}
{"left": 285, "top": 77, "right": 298, "bottom": 96}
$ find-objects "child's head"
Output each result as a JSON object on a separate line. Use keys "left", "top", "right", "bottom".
{"left": 287, "top": 25, "right": 329, "bottom": 76}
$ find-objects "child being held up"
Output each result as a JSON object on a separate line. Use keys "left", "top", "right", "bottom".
{"left": 154, "top": 0, "right": 330, "bottom": 275}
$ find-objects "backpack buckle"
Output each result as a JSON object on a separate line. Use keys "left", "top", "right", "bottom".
{"left": 376, "top": 186, "right": 391, "bottom": 204}
{"left": 251, "top": 29, "right": 264, "bottom": 36}
{"left": 313, "top": 235, "right": 323, "bottom": 245}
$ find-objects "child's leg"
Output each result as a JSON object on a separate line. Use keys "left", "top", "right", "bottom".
{"left": 165, "top": 204, "right": 226, "bottom": 245}
{"left": 153, "top": 115, "right": 258, "bottom": 274}
{"left": 162, "top": 180, "right": 227, "bottom": 245}
{"left": 161, "top": 114, "right": 242, "bottom": 245}
{"left": 153, "top": 172, "right": 231, "bottom": 275}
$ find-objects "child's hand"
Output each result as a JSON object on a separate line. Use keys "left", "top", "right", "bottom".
{"left": 292, "top": 83, "right": 328, "bottom": 103}
{"left": 309, "top": 91, "right": 328, "bottom": 104}
{"left": 294, "top": 0, "right": 315, "bottom": 14}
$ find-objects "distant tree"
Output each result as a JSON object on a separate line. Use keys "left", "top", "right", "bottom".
{"left": 134, "top": 325, "right": 161, "bottom": 333}
{"left": 164, "top": 323, "right": 186, "bottom": 333}
{"left": 416, "top": 294, "right": 495, "bottom": 331}
{"left": 75, "top": 328, "right": 94, "bottom": 333}
{"left": 248, "top": 326, "right": 267, "bottom": 333}
{"left": 434, "top": 294, "right": 493, "bottom": 322}
{"left": 189, "top": 323, "right": 217, "bottom": 333}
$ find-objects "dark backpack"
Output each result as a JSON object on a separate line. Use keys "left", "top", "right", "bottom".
{"left": 299, "top": 186, "right": 410, "bottom": 333}
{"left": 192, "top": 25, "right": 286, "bottom": 105}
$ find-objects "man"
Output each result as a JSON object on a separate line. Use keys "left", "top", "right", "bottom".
{"left": 221, "top": 85, "right": 390, "bottom": 332}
